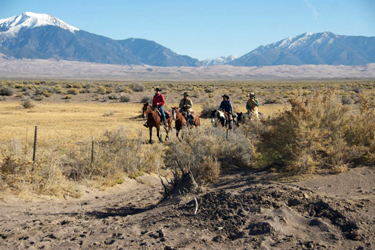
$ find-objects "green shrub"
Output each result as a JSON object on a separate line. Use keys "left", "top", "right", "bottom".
{"left": 67, "top": 89, "right": 79, "bottom": 95}
{"left": 97, "top": 86, "right": 108, "bottom": 94}
{"left": 54, "top": 85, "right": 63, "bottom": 94}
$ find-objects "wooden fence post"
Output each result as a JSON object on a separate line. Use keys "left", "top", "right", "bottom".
{"left": 91, "top": 136, "right": 95, "bottom": 163}
{"left": 32, "top": 126, "right": 37, "bottom": 163}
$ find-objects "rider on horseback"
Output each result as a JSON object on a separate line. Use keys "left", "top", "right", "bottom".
{"left": 179, "top": 92, "right": 193, "bottom": 126}
{"left": 144, "top": 88, "right": 167, "bottom": 128}
{"left": 246, "top": 92, "right": 260, "bottom": 119}
{"left": 219, "top": 94, "right": 234, "bottom": 129}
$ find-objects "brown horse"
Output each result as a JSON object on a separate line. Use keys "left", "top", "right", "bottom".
{"left": 181, "top": 110, "right": 200, "bottom": 128}
{"left": 142, "top": 103, "right": 172, "bottom": 143}
{"left": 172, "top": 107, "right": 200, "bottom": 138}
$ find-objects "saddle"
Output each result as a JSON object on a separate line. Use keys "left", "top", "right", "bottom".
{"left": 164, "top": 110, "right": 171, "bottom": 119}
{"left": 152, "top": 107, "right": 171, "bottom": 119}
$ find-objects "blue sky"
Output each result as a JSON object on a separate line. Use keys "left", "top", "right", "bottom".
{"left": 1, "top": 0, "right": 374, "bottom": 60}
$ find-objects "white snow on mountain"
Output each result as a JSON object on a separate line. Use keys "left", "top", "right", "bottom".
{"left": 0, "top": 12, "right": 79, "bottom": 36}
{"left": 263, "top": 31, "right": 339, "bottom": 51}
{"left": 201, "top": 55, "right": 238, "bottom": 66}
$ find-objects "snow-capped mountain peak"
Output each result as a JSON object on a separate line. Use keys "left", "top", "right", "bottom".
{"left": 0, "top": 12, "right": 79, "bottom": 35}
{"left": 230, "top": 31, "right": 375, "bottom": 67}
{"left": 266, "top": 31, "right": 340, "bottom": 51}
{"left": 200, "top": 55, "right": 238, "bottom": 66}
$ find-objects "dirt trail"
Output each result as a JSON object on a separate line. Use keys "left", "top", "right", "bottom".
{"left": 0, "top": 168, "right": 374, "bottom": 250}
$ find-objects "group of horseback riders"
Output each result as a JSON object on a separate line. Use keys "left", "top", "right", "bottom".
{"left": 144, "top": 87, "right": 260, "bottom": 128}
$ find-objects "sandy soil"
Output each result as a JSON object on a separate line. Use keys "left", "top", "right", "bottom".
{"left": 0, "top": 58, "right": 375, "bottom": 80}
{"left": 0, "top": 167, "right": 374, "bottom": 250}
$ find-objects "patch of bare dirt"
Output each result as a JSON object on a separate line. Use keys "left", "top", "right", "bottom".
{"left": 0, "top": 168, "right": 374, "bottom": 249}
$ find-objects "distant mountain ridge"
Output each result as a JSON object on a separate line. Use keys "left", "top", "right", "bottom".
{"left": 0, "top": 12, "right": 375, "bottom": 67}
{"left": 230, "top": 32, "right": 375, "bottom": 66}
{"left": 0, "top": 12, "right": 200, "bottom": 67}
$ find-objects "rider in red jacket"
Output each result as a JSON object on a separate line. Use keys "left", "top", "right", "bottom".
{"left": 152, "top": 90, "right": 165, "bottom": 108}
{"left": 144, "top": 88, "right": 167, "bottom": 128}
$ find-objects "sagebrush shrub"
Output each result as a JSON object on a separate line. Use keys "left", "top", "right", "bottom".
{"left": 21, "top": 99, "right": 35, "bottom": 109}
{"left": 141, "top": 96, "right": 151, "bottom": 103}
{"left": 244, "top": 89, "right": 375, "bottom": 173}
{"left": 0, "top": 86, "right": 13, "bottom": 96}
{"left": 120, "top": 95, "right": 131, "bottom": 102}
{"left": 67, "top": 88, "right": 79, "bottom": 95}
{"left": 130, "top": 83, "right": 145, "bottom": 92}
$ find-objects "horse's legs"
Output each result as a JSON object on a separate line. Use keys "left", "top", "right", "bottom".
{"left": 165, "top": 121, "right": 170, "bottom": 141}
{"left": 149, "top": 127, "right": 152, "bottom": 143}
{"left": 157, "top": 127, "right": 163, "bottom": 142}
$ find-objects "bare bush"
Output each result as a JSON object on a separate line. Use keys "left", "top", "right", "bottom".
{"left": 61, "top": 127, "right": 163, "bottom": 187}
{"left": 164, "top": 127, "right": 253, "bottom": 187}
{"left": 0, "top": 144, "right": 78, "bottom": 198}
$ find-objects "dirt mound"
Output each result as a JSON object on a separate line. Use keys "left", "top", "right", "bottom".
{"left": 0, "top": 168, "right": 374, "bottom": 249}
{"left": 178, "top": 181, "right": 372, "bottom": 249}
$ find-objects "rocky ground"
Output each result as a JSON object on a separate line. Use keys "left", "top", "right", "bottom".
{"left": 0, "top": 167, "right": 374, "bottom": 250}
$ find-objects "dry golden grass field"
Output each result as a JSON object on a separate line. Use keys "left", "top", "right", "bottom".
{"left": 0, "top": 98, "right": 285, "bottom": 147}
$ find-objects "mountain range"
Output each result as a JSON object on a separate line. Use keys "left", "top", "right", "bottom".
{"left": 0, "top": 12, "right": 374, "bottom": 67}
{"left": 0, "top": 12, "right": 199, "bottom": 67}
{"left": 230, "top": 32, "right": 375, "bottom": 66}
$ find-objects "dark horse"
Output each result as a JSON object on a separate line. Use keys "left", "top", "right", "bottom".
{"left": 172, "top": 107, "right": 200, "bottom": 138}
{"left": 142, "top": 103, "right": 172, "bottom": 143}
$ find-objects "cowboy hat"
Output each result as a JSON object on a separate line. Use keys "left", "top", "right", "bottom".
{"left": 183, "top": 92, "right": 189, "bottom": 96}
{"left": 222, "top": 94, "right": 230, "bottom": 99}
{"left": 155, "top": 88, "right": 162, "bottom": 92}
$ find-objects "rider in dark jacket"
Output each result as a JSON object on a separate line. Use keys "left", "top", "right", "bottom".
{"left": 219, "top": 94, "right": 234, "bottom": 128}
